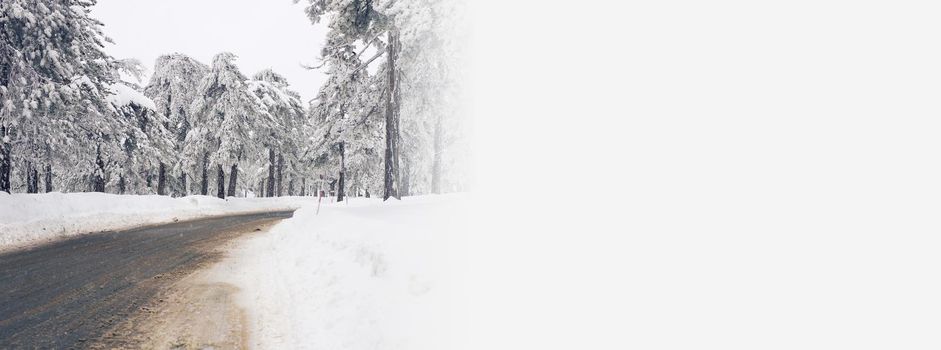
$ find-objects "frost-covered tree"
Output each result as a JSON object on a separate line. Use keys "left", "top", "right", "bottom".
{"left": 143, "top": 53, "right": 209, "bottom": 196}
{"left": 396, "top": 0, "right": 468, "bottom": 194}
{"left": 296, "top": 0, "right": 468, "bottom": 198}
{"left": 247, "top": 69, "right": 306, "bottom": 197}
{"left": 186, "top": 53, "right": 271, "bottom": 198}
{"left": 297, "top": 0, "right": 404, "bottom": 200}
{"left": 0, "top": 0, "right": 122, "bottom": 193}
{"left": 307, "top": 47, "right": 383, "bottom": 201}
{"left": 340, "top": 87, "right": 384, "bottom": 198}
{"left": 106, "top": 81, "right": 173, "bottom": 195}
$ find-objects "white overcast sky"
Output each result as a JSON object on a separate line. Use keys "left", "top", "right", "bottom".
{"left": 91, "top": 0, "right": 328, "bottom": 102}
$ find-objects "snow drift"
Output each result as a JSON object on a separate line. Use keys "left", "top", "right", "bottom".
{"left": 0, "top": 192, "right": 313, "bottom": 252}
{"left": 210, "top": 194, "right": 469, "bottom": 350}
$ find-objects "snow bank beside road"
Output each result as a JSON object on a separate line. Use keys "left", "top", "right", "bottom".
{"left": 211, "top": 194, "right": 468, "bottom": 350}
{"left": 0, "top": 192, "right": 313, "bottom": 252}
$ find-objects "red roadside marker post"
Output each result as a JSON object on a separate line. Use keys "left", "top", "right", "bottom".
{"left": 316, "top": 174, "right": 325, "bottom": 215}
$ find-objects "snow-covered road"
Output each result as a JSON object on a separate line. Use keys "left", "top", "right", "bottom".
{"left": 0, "top": 193, "right": 468, "bottom": 349}
{"left": 0, "top": 192, "right": 315, "bottom": 252}
{"left": 0, "top": 210, "right": 294, "bottom": 348}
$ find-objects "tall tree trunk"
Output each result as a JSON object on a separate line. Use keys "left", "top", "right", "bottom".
{"left": 400, "top": 158, "right": 410, "bottom": 197}
{"left": 117, "top": 175, "right": 126, "bottom": 194}
{"left": 216, "top": 164, "right": 225, "bottom": 199}
{"left": 25, "top": 161, "right": 36, "bottom": 193}
{"left": 383, "top": 29, "right": 402, "bottom": 201}
{"left": 93, "top": 144, "right": 106, "bottom": 193}
{"left": 267, "top": 149, "right": 275, "bottom": 197}
{"left": 25, "top": 162, "right": 31, "bottom": 193}
{"left": 227, "top": 163, "right": 238, "bottom": 197}
{"left": 300, "top": 177, "right": 306, "bottom": 196}
{"left": 277, "top": 153, "right": 284, "bottom": 197}
{"left": 180, "top": 170, "right": 188, "bottom": 197}
{"left": 288, "top": 176, "right": 295, "bottom": 196}
{"left": 157, "top": 162, "right": 167, "bottom": 195}
{"left": 44, "top": 164, "right": 52, "bottom": 192}
{"left": 200, "top": 153, "right": 209, "bottom": 195}
{"left": 30, "top": 167, "right": 38, "bottom": 193}
{"left": 337, "top": 142, "right": 346, "bottom": 202}
{"left": 432, "top": 113, "right": 443, "bottom": 194}
{"left": 0, "top": 126, "right": 10, "bottom": 193}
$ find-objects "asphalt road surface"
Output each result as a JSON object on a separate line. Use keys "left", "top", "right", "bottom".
{"left": 0, "top": 210, "right": 294, "bottom": 349}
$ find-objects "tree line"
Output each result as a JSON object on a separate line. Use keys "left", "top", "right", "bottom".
{"left": 0, "top": 0, "right": 467, "bottom": 200}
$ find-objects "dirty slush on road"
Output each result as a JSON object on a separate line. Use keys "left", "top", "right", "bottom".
{"left": 91, "top": 219, "right": 281, "bottom": 350}
{"left": 0, "top": 211, "right": 292, "bottom": 349}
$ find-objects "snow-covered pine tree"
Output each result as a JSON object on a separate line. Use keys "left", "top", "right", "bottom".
{"left": 143, "top": 53, "right": 210, "bottom": 196}
{"left": 106, "top": 67, "right": 173, "bottom": 195}
{"left": 342, "top": 84, "right": 384, "bottom": 198}
{"left": 297, "top": 0, "right": 405, "bottom": 200}
{"left": 0, "top": 0, "right": 122, "bottom": 193}
{"left": 307, "top": 45, "right": 383, "bottom": 201}
{"left": 297, "top": 0, "right": 468, "bottom": 198}
{"left": 246, "top": 69, "right": 307, "bottom": 198}
{"left": 396, "top": 0, "right": 467, "bottom": 194}
{"left": 186, "top": 53, "right": 271, "bottom": 198}
{"left": 379, "top": 0, "right": 468, "bottom": 195}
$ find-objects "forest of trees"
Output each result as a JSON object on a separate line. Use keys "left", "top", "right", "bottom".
{"left": 0, "top": 0, "right": 466, "bottom": 200}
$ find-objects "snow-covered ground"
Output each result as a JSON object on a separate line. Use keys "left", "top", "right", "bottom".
{"left": 209, "top": 194, "right": 469, "bottom": 350}
{"left": 0, "top": 192, "right": 469, "bottom": 348}
{"left": 0, "top": 192, "right": 315, "bottom": 252}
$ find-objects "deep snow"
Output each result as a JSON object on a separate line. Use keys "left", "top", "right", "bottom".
{"left": 209, "top": 194, "right": 469, "bottom": 350}
{"left": 0, "top": 192, "right": 468, "bottom": 348}
{"left": 0, "top": 192, "right": 314, "bottom": 252}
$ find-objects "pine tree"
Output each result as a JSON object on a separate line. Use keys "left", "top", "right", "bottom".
{"left": 308, "top": 53, "right": 383, "bottom": 200}
{"left": 296, "top": 0, "right": 468, "bottom": 198}
{"left": 246, "top": 69, "right": 306, "bottom": 197}
{"left": 1, "top": 0, "right": 123, "bottom": 193}
{"left": 186, "top": 53, "right": 270, "bottom": 197}
{"left": 106, "top": 78, "right": 173, "bottom": 194}
{"left": 297, "top": 0, "right": 404, "bottom": 200}
{"left": 143, "top": 53, "right": 210, "bottom": 196}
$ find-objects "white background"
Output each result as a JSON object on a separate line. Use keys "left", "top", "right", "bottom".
{"left": 466, "top": 0, "right": 941, "bottom": 349}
